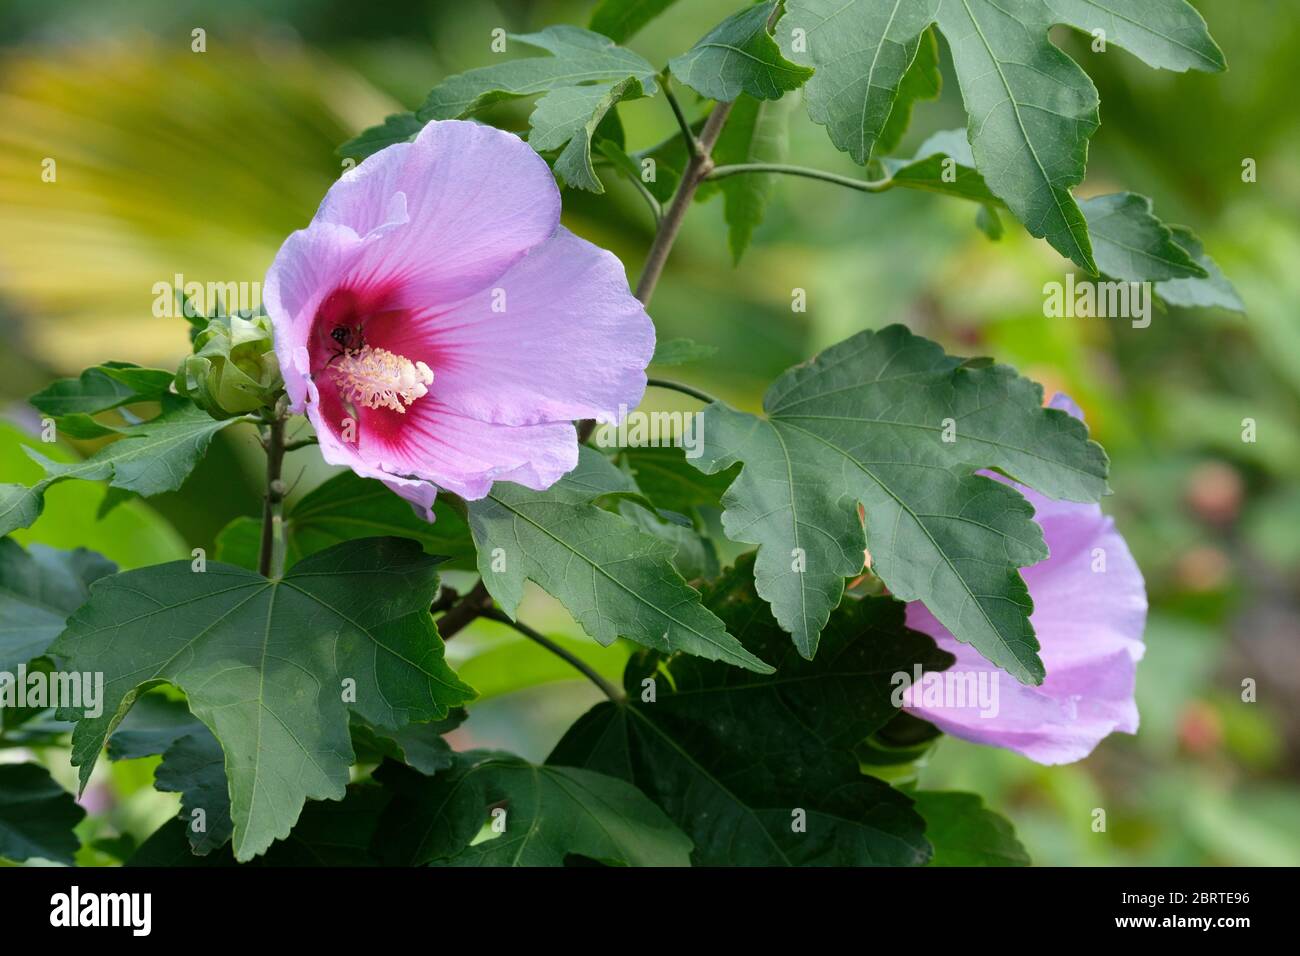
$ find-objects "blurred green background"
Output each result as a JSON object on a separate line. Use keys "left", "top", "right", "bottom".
{"left": 1, "top": 0, "right": 1297, "bottom": 865}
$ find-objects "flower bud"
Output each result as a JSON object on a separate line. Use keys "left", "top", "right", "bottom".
{"left": 175, "top": 314, "right": 283, "bottom": 417}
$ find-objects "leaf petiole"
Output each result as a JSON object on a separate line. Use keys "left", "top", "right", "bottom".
{"left": 706, "top": 163, "right": 892, "bottom": 193}
{"left": 646, "top": 377, "right": 720, "bottom": 405}
{"left": 481, "top": 608, "right": 624, "bottom": 703}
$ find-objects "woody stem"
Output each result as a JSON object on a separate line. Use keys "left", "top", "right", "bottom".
{"left": 435, "top": 580, "right": 493, "bottom": 640}
{"left": 481, "top": 609, "right": 624, "bottom": 703}
{"left": 258, "top": 413, "right": 288, "bottom": 579}
{"left": 634, "top": 98, "right": 735, "bottom": 306}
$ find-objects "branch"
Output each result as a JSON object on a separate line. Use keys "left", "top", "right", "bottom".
{"left": 258, "top": 411, "right": 288, "bottom": 579}
{"left": 635, "top": 98, "right": 736, "bottom": 306}
{"left": 435, "top": 579, "right": 493, "bottom": 640}
{"left": 429, "top": 585, "right": 461, "bottom": 615}
{"left": 705, "top": 163, "right": 893, "bottom": 193}
{"left": 481, "top": 609, "right": 624, "bottom": 703}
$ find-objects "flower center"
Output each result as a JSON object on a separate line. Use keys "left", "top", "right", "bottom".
{"left": 332, "top": 345, "right": 433, "bottom": 414}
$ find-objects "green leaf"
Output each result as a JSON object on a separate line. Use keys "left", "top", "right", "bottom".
{"left": 1157, "top": 225, "right": 1246, "bottom": 312}
{"left": 877, "top": 137, "right": 1232, "bottom": 292}
{"left": 913, "top": 791, "right": 1030, "bottom": 866}
{"left": 589, "top": 0, "right": 681, "bottom": 43}
{"left": 530, "top": 77, "right": 640, "bottom": 191}
{"left": 0, "top": 538, "right": 115, "bottom": 673}
{"left": 0, "top": 763, "right": 85, "bottom": 865}
{"left": 350, "top": 709, "right": 465, "bottom": 776}
{"left": 375, "top": 752, "right": 693, "bottom": 866}
{"left": 337, "top": 112, "right": 423, "bottom": 160}
{"left": 113, "top": 704, "right": 462, "bottom": 857}
{"left": 875, "top": 28, "right": 942, "bottom": 157}
{"left": 106, "top": 693, "right": 201, "bottom": 761}
{"left": 689, "top": 324, "right": 1108, "bottom": 680}
{"left": 669, "top": 1, "right": 814, "bottom": 102}
{"left": 781, "top": 0, "right": 1223, "bottom": 272}
{"left": 154, "top": 728, "right": 232, "bottom": 855}
{"left": 549, "top": 557, "right": 945, "bottom": 865}
{"left": 618, "top": 446, "right": 736, "bottom": 514}
{"left": 710, "top": 93, "right": 795, "bottom": 262}
{"left": 1079, "top": 192, "right": 1207, "bottom": 281}
{"left": 1042, "top": 0, "right": 1225, "bottom": 72}
{"left": 416, "top": 26, "right": 658, "bottom": 192}
{"left": 29, "top": 362, "right": 174, "bottom": 419}
{"left": 341, "top": 28, "right": 659, "bottom": 186}
{"left": 467, "top": 446, "right": 772, "bottom": 674}
{"left": 611, "top": 449, "right": 723, "bottom": 581}
{"left": 975, "top": 203, "right": 1004, "bottom": 240}
{"left": 214, "top": 470, "right": 476, "bottom": 572}
{"left": 0, "top": 422, "right": 187, "bottom": 570}
{"left": 935, "top": 0, "right": 1100, "bottom": 270}
{"left": 779, "top": 0, "right": 943, "bottom": 164}
{"left": 617, "top": 500, "right": 720, "bottom": 581}
{"left": 878, "top": 129, "right": 999, "bottom": 205}
{"left": 129, "top": 784, "right": 391, "bottom": 867}
{"left": 941, "top": 0, "right": 1223, "bottom": 269}
{"left": 50, "top": 536, "right": 475, "bottom": 861}
{"left": 1, "top": 396, "right": 244, "bottom": 537}
{"left": 650, "top": 338, "right": 718, "bottom": 366}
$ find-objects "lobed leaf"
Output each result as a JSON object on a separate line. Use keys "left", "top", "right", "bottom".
{"left": 876, "top": 133, "right": 1235, "bottom": 302}
{"left": 467, "top": 446, "right": 772, "bottom": 673}
{"left": 709, "top": 92, "right": 796, "bottom": 262}
{"left": 28, "top": 362, "right": 174, "bottom": 419}
{"left": 669, "top": 1, "right": 814, "bottom": 102}
{"left": 688, "top": 324, "right": 1109, "bottom": 681}
{"left": 1, "top": 396, "right": 244, "bottom": 537}
{"left": 128, "top": 784, "right": 392, "bottom": 867}
{"left": 913, "top": 791, "right": 1031, "bottom": 866}
{"left": 0, "top": 538, "right": 115, "bottom": 674}
{"left": 215, "top": 470, "right": 476, "bottom": 572}
{"left": 779, "top": 0, "right": 942, "bottom": 164}
{"left": 375, "top": 752, "right": 693, "bottom": 866}
{"left": 550, "top": 557, "right": 947, "bottom": 865}
{"left": 589, "top": 0, "right": 681, "bottom": 43}
{"left": 0, "top": 763, "right": 85, "bottom": 865}
{"left": 51, "top": 536, "right": 474, "bottom": 861}
{"left": 779, "top": 0, "right": 1225, "bottom": 271}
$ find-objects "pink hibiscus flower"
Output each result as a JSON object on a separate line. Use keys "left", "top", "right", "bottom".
{"left": 903, "top": 395, "right": 1148, "bottom": 764}
{"left": 264, "top": 120, "right": 654, "bottom": 515}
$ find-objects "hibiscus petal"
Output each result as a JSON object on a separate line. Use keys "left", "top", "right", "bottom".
{"left": 319, "top": 119, "right": 561, "bottom": 307}
{"left": 360, "top": 398, "right": 579, "bottom": 500}
{"left": 377, "top": 227, "right": 654, "bottom": 426}
{"left": 383, "top": 477, "right": 438, "bottom": 523}
{"left": 265, "top": 222, "right": 370, "bottom": 411}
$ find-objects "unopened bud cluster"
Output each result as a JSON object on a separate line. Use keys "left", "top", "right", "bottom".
{"left": 175, "top": 313, "right": 283, "bottom": 418}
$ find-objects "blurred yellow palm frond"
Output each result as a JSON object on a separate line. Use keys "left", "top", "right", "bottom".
{"left": 0, "top": 34, "right": 398, "bottom": 375}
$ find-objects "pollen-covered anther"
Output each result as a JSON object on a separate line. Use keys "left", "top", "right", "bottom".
{"left": 333, "top": 345, "right": 433, "bottom": 413}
